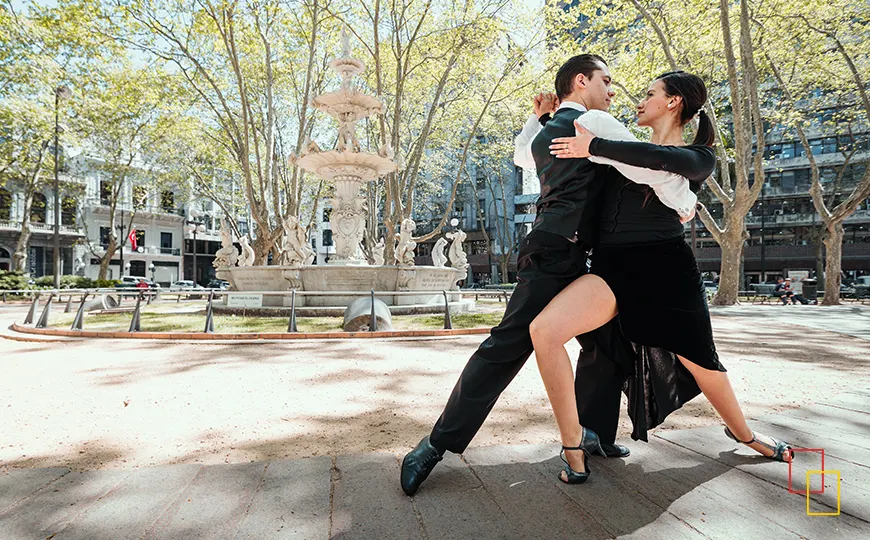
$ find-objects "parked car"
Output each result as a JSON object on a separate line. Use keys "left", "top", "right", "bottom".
{"left": 169, "top": 280, "right": 204, "bottom": 291}
{"left": 207, "top": 279, "right": 229, "bottom": 290}
{"left": 115, "top": 276, "right": 159, "bottom": 289}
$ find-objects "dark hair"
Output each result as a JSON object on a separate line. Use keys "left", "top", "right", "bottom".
{"left": 655, "top": 71, "right": 715, "bottom": 147}
{"left": 555, "top": 54, "right": 608, "bottom": 100}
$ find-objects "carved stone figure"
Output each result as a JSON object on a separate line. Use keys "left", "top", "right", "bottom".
{"left": 394, "top": 218, "right": 417, "bottom": 266}
{"left": 214, "top": 219, "right": 239, "bottom": 269}
{"left": 372, "top": 237, "right": 385, "bottom": 266}
{"left": 446, "top": 229, "right": 468, "bottom": 273}
{"left": 279, "top": 216, "right": 315, "bottom": 267}
{"left": 237, "top": 235, "right": 255, "bottom": 267}
{"left": 431, "top": 237, "right": 448, "bottom": 267}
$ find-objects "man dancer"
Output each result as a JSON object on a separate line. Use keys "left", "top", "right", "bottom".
{"left": 400, "top": 54, "right": 634, "bottom": 497}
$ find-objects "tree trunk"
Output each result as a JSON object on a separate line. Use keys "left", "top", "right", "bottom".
{"left": 98, "top": 238, "right": 116, "bottom": 280}
{"left": 712, "top": 226, "right": 745, "bottom": 305}
{"left": 13, "top": 189, "right": 34, "bottom": 273}
{"left": 821, "top": 222, "right": 844, "bottom": 305}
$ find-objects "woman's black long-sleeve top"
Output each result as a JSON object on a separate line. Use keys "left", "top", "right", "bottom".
{"left": 587, "top": 138, "right": 716, "bottom": 246}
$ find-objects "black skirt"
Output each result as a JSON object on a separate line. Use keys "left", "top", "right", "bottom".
{"left": 592, "top": 237, "right": 726, "bottom": 441}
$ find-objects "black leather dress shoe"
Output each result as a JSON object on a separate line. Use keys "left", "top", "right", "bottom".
{"left": 401, "top": 436, "right": 444, "bottom": 496}
{"left": 599, "top": 443, "right": 630, "bottom": 458}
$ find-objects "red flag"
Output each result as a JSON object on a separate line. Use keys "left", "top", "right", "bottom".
{"left": 128, "top": 229, "right": 138, "bottom": 251}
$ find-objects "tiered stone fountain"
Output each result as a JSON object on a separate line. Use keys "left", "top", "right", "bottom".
{"left": 216, "top": 29, "right": 466, "bottom": 310}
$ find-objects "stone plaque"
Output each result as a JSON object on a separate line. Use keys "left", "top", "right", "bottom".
{"left": 227, "top": 294, "right": 263, "bottom": 308}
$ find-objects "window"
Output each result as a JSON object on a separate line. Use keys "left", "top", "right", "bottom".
{"left": 322, "top": 229, "right": 333, "bottom": 246}
{"left": 135, "top": 230, "right": 145, "bottom": 248}
{"left": 100, "top": 226, "right": 111, "bottom": 247}
{"left": 794, "top": 169, "right": 810, "bottom": 190}
{"left": 100, "top": 181, "right": 112, "bottom": 205}
{"left": 822, "top": 137, "right": 838, "bottom": 154}
{"left": 781, "top": 143, "right": 795, "bottom": 160}
{"left": 161, "top": 232, "right": 173, "bottom": 253}
{"left": 809, "top": 139, "right": 823, "bottom": 155}
{"left": 322, "top": 207, "right": 332, "bottom": 223}
{"left": 0, "top": 188, "right": 11, "bottom": 220}
{"left": 782, "top": 171, "right": 796, "bottom": 193}
{"left": 475, "top": 174, "right": 486, "bottom": 191}
{"left": 31, "top": 193, "right": 46, "bottom": 223}
{"left": 133, "top": 186, "right": 148, "bottom": 210}
{"left": 160, "top": 190, "right": 174, "bottom": 212}
{"left": 61, "top": 197, "right": 76, "bottom": 226}
{"left": 765, "top": 144, "right": 782, "bottom": 160}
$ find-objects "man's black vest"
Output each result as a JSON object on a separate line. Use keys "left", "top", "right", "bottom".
{"left": 530, "top": 108, "right": 605, "bottom": 246}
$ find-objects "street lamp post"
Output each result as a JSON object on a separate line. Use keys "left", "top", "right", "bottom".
{"left": 52, "top": 85, "right": 72, "bottom": 288}
{"left": 760, "top": 182, "right": 766, "bottom": 283}
{"left": 186, "top": 209, "right": 206, "bottom": 286}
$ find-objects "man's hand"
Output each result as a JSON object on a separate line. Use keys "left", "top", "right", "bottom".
{"left": 533, "top": 92, "right": 559, "bottom": 117}
{"left": 550, "top": 120, "right": 595, "bottom": 159}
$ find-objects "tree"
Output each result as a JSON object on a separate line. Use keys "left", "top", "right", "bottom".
{"left": 551, "top": 0, "right": 773, "bottom": 305}
{"left": 107, "top": 0, "right": 338, "bottom": 263}
{"left": 336, "top": 0, "right": 543, "bottom": 259}
{"left": 72, "top": 65, "right": 187, "bottom": 279}
{"left": 762, "top": 1, "right": 870, "bottom": 304}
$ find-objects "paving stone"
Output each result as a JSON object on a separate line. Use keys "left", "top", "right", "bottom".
{"left": 655, "top": 426, "right": 870, "bottom": 522}
{"left": 143, "top": 461, "right": 266, "bottom": 539}
{"left": 412, "top": 451, "right": 515, "bottom": 540}
{"left": 532, "top": 454, "right": 702, "bottom": 539}
{"left": 778, "top": 404, "right": 870, "bottom": 437}
{"left": 607, "top": 438, "right": 869, "bottom": 540}
{"left": 753, "top": 415, "right": 870, "bottom": 464}
{"left": 462, "top": 444, "right": 613, "bottom": 539}
{"left": 52, "top": 464, "right": 201, "bottom": 540}
{"left": 235, "top": 457, "right": 331, "bottom": 540}
{"left": 0, "top": 469, "right": 130, "bottom": 540}
{"left": 590, "top": 440, "right": 797, "bottom": 539}
{"left": 828, "top": 392, "right": 870, "bottom": 415}
{"left": 0, "top": 467, "right": 68, "bottom": 513}
{"left": 330, "top": 453, "right": 421, "bottom": 540}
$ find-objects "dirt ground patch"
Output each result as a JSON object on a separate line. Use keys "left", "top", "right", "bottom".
{"left": 2, "top": 305, "right": 869, "bottom": 471}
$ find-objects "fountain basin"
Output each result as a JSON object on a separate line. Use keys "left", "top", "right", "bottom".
{"left": 216, "top": 265, "right": 466, "bottom": 308}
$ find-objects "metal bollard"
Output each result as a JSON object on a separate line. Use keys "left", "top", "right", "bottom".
{"left": 23, "top": 293, "right": 40, "bottom": 325}
{"left": 71, "top": 293, "right": 88, "bottom": 331}
{"left": 2, "top": 292, "right": 6, "bottom": 302}
{"left": 129, "top": 292, "right": 143, "bottom": 332}
{"left": 369, "top": 290, "right": 378, "bottom": 332}
{"left": 203, "top": 291, "right": 215, "bottom": 333}
{"left": 443, "top": 290, "right": 453, "bottom": 330}
{"left": 35, "top": 293, "right": 54, "bottom": 328}
{"left": 287, "top": 289, "right": 298, "bottom": 332}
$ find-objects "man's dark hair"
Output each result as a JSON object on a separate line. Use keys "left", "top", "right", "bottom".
{"left": 554, "top": 54, "right": 607, "bottom": 100}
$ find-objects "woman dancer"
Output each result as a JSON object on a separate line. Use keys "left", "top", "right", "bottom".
{"left": 532, "top": 71, "right": 792, "bottom": 483}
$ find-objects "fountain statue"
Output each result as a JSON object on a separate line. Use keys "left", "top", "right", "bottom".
{"left": 215, "top": 28, "right": 466, "bottom": 309}
{"left": 237, "top": 236, "right": 255, "bottom": 267}
{"left": 214, "top": 219, "right": 239, "bottom": 269}
{"left": 394, "top": 218, "right": 417, "bottom": 266}
{"left": 447, "top": 230, "right": 469, "bottom": 274}
{"left": 372, "top": 237, "right": 386, "bottom": 266}
{"left": 431, "top": 237, "right": 448, "bottom": 268}
{"left": 279, "top": 216, "right": 315, "bottom": 267}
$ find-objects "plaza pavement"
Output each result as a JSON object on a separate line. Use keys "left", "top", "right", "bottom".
{"left": 1, "top": 303, "right": 869, "bottom": 538}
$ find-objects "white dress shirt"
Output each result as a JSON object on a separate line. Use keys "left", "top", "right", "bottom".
{"left": 513, "top": 101, "right": 697, "bottom": 218}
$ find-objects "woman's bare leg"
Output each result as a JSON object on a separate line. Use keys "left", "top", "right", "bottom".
{"left": 530, "top": 274, "right": 618, "bottom": 478}
{"left": 676, "top": 355, "right": 792, "bottom": 461}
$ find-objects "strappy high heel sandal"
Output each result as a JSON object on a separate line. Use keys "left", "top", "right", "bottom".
{"left": 559, "top": 445, "right": 591, "bottom": 484}
{"left": 724, "top": 427, "right": 793, "bottom": 462}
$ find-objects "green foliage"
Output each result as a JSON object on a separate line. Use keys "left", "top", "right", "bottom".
{"left": 0, "top": 270, "right": 31, "bottom": 290}
{"left": 32, "top": 275, "right": 95, "bottom": 288}
{"left": 94, "top": 279, "right": 119, "bottom": 288}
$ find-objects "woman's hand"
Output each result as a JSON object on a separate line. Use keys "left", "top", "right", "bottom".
{"left": 550, "top": 120, "right": 595, "bottom": 159}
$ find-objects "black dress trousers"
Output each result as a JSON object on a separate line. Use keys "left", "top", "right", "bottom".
{"left": 429, "top": 229, "right": 630, "bottom": 453}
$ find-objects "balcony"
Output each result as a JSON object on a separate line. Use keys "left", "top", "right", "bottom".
{"left": 89, "top": 202, "right": 186, "bottom": 220}
{"left": 0, "top": 219, "right": 84, "bottom": 236}
{"left": 93, "top": 244, "right": 182, "bottom": 257}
